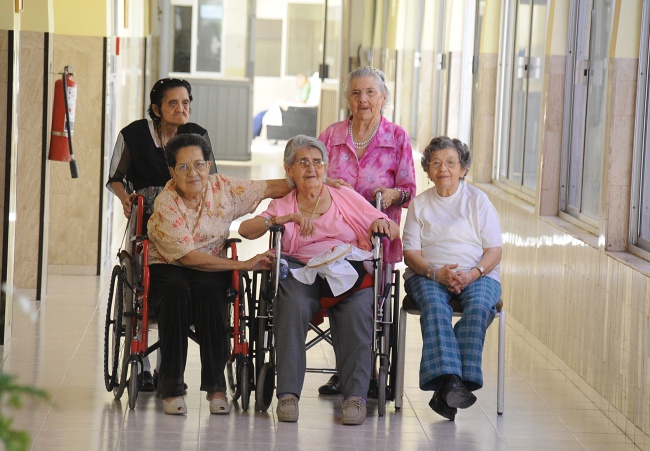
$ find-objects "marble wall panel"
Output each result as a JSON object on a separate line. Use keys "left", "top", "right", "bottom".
{"left": 47, "top": 35, "right": 104, "bottom": 272}
{"left": 483, "top": 178, "right": 650, "bottom": 443}
{"left": 15, "top": 31, "right": 45, "bottom": 289}
{"left": 470, "top": 53, "right": 498, "bottom": 183}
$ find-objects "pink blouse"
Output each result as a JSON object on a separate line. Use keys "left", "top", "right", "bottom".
{"left": 259, "top": 186, "right": 389, "bottom": 264}
{"left": 318, "top": 116, "right": 417, "bottom": 263}
{"left": 147, "top": 174, "right": 266, "bottom": 264}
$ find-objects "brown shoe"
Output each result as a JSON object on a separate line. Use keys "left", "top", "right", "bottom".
{"left": 341, "top": 396, "right": 366, "bottom": 425}
{"left": 276, "top": 395, "right": 299, "bottom": 422}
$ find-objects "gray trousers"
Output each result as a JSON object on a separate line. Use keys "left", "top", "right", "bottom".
{"left": 274, "top": 260, "right": 374, "bottom": 399}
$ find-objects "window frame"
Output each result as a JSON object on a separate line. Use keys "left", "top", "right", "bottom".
{"left": 630, "top": 0, "right": 650, "bottom": 257}
{"left": 169, "top": 0, "right": 225, "bottom": 77}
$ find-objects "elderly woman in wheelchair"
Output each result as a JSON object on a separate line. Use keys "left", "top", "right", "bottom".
{"left": 238, "top": 135, "right": 399, "bottom": 425}
{"left": 146, "top": 133, "right": 291, "bottom": 415}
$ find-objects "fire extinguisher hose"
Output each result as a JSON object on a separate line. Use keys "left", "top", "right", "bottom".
{"left": 62, "top": 70, "right": 79, "bottom": 178}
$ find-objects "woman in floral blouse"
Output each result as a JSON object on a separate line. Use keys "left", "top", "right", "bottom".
{"left": 146, "top": 133, "right": 290, "bottom": 416}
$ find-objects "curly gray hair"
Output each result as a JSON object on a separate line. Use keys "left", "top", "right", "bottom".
{"left": 283, "top": 135, "right": 329, "bottom": 189}
{"left": 421, "top": 136, "right": 471, "bottom": 179}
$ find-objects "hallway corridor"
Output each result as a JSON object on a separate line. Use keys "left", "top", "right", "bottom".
{"left": 2, "top": 143, "right": 643, "bottom": 450}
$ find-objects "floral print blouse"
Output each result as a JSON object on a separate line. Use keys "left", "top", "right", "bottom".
{"left": 318, "top": 116, "right": 417, "bottom": 263}
{"left": 147, "top": 174, "right": 266, "bottom": 264}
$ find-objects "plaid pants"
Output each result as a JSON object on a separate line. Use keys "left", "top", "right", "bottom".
{"left": 404, "top": 275, "right": 501, "bottom": 392}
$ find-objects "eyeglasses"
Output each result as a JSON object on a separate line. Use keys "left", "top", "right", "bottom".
{"left": 430, "top": 160, "right": 459, "bottom": 169}
{"left": 294, "top": 158, "right": 326, "bottom": 170}
{"left": 174, "top": 160, "right": 209, "bottom": 174}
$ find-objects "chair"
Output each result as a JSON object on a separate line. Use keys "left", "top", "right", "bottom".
{"left": 394, "top": 295, "right": 505, "bottom": 415}
{"left": 265, "top": 72, "right": 322, "bottom": 140}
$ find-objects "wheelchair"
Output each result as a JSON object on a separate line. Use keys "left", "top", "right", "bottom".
{"left": 103, "top": 194, "right": 254, "bottom": 410}
{"left": 251, "top": 192, "right": 400, "bottom": 417}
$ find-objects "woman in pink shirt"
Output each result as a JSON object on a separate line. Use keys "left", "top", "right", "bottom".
{"left": 318, "top": 66, "right": 416, "bottom": 394}
{"left": 318, "top": 66, "right": 416, "bottom": 264}
{"left": 239, "top": 135, "right": 399, "bottom": 425}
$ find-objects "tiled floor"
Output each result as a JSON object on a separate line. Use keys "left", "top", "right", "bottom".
{"left": 2, "top": 140, "right": 643, "bottom": 450}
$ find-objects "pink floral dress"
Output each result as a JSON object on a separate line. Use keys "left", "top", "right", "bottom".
{"left": 318, "top": 116, "right": 416, "bottom": 263}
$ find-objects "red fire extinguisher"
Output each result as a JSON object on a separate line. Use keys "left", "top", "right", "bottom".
{"left": 49, "top": 66, "right": 79, "bottom": 178}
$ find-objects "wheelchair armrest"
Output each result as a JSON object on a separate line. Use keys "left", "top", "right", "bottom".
{"left": 225, "top": 238, "right": 242, "bottom": 245}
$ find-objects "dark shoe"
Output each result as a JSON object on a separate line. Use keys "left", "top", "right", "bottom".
{"left": 429, "top": 390, "right": 457, "bottom": 421}
{"left": 440, "top": 375, "right": 477, "bottom": 409}
{"left": 318, "top": 374, "right": 342, "bottom": 395}
{"left": 140, "top": 371, "right": 155, "bottom": 392}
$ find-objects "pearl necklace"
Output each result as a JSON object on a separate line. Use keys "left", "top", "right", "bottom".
{"left": 349, "top": 119, "right": 380, "bottom": 149}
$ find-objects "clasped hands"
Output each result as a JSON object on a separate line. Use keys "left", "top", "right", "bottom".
{"left": 435, "top": 264, "right": 475, "bottom": 295}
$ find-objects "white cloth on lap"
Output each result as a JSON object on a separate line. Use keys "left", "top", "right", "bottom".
{"left": 290, "top": 245, "right": 373, "bottom": 297}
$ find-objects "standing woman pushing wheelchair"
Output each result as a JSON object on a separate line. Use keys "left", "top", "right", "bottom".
{"left": 107, "top": 77, "right": 216, "bottom": 220}
{"left": 317, "top": 66, "right": 416, "bottom": 395}
{"left": 107, "top": 78, "right": 216, "bottom": 391}
{"left": 146, "top": 133, "right": 291, "bottom": 415}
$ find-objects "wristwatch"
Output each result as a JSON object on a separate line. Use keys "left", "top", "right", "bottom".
{"left": 472, "top": 266, "right": 485, "bottom": 278}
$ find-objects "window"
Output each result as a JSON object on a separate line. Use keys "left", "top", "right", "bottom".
{"left": 495, "top": 0, "right": 547, "bottom": 196}
{"left": 285, "top": 4, "right": 323, "bottom": 76}
{"left": 254, "top": 19, "right": 282, "bottom": 77}
{"left": 561, "top": 0, "right": 614, "bottom": 225}
{"left": 171, "top": 0, "right": 224, "bottom": 75}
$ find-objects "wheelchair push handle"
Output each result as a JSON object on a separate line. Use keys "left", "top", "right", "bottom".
{"left": 374, "top": 191, "right": 383, "bottom": 212}
{"left": 372, "top": 191, "right": 388, "bottom": 239}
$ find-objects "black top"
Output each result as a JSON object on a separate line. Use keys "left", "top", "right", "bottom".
{"left": 107, "top": 119, "right": 216, "bottom": 193}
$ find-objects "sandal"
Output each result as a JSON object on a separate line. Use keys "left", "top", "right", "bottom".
{"left": 162, "top": 397, "right": 187, "bottom": 415}
{"left": 206, "top": 393, "right": 230, "bottom": 415}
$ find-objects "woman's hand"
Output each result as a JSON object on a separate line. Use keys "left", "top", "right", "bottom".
{"left": 447, "top": 268, "right": 476, "bottom": 293}
{"left": 242, "top": 250, "right": 275, "bottom": 271}
{"left": 373, "top": 187, "right": 401, "bottom": 210}
{"left": 326, "top": 177, "right": 353, "bottom": 189}
{"left": 277, "top": 213, "right": 315, "bottom": 237}
{"left": 435, "top": 264, "right": 465, "bottom": 294}
{"left": 120, "top": 193, "right": 138, "bottom": 218}
{"left": 369, "top": 218, "right": 394, "bottom": 240}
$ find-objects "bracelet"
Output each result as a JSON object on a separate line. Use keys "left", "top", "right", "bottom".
{"left": 396, "top": 187, "right": 409, "bottom": 206}
{"left": 270, "top": 216, "right": 277, "bottom": 227}
{"left": 264, "top": 217, "right": 270, "bottom": 230}
{"left": 433, "top": 268, "right": 438, "bottom": 282}
{"left": 424, "top": 264, "right": 433, "bottom": 279}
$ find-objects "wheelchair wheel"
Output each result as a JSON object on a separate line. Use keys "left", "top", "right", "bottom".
{"left": 239, "top": 360, "right": 250, "bottom": 411}
{"left": 104, "top": 261, "right": 133, "bottom": 399}
{"left": 226, "top": 358, "right": 241, "bottom": 401}
{"left": 253, "top": 271, "right": 270, "bottom": 378}
{"left": 128, "top": 359, "right": 141, "bottom": 410}
{"left": 378, "top": 365, "right": 387, "bottom": 417}
{"left": 255, "top": 362, "right": 275, "bottom": 412}
{"left": 104, "top": 265, "right": 121, "bottom": 392}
